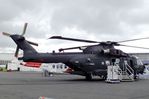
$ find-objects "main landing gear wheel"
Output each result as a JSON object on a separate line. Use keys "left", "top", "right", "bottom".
{"left": 85, "top": 73, "right": 93, "bottom": 81}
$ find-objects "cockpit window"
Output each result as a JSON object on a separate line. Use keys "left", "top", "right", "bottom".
{"left": 137, "top": 58, "right": 143, "bottom": 65}
{"left": 132, "top": 55, "right": 143, "bottom": 65}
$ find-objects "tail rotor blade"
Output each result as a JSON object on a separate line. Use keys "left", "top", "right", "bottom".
{"left": 15, "top": 46, "right": 19, "bottom": 57}
{"left": 22, "top": 23, "right": 28, "bottom": 36}
{"left": 2, "top": 32, "right": 11, "bottom": 37}
{"left": 27, "top": 40, "right": 38, "bottom": 46}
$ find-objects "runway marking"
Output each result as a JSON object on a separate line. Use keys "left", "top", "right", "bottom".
{"left": 39, "top": 96, "right": 54, "bottom": 99}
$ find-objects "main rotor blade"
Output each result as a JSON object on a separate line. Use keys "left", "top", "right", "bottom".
{"left": 59, "top": 46, "right": 87, "bottom": 52}
{"left": 50, "top": 36, "right": 100, "bottom": 43}
{"left": 120, "top": 44, "right": 149, "bottom": 50}
{"left": 59, "top": 47, "right": 80, "bottom": 52}
{"left": 2, "top": 32, "right": 11, "bottom": 37}
{"left": 27, "top": 40, "right": 38, "bottom": 46}
{"left": 22, "top": 23, "right": 28, "bottom": 36}
{"left": 15, "top": 46, "right": 19, "bottom": 57}
{"left": 118, "top": 37, "right": 149, "bottom": 43}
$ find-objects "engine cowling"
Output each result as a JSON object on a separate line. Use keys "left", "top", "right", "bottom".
{"left": 102, "top": 49, "right": 127, "bottom": 56}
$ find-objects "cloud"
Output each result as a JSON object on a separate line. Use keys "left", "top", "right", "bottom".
{"left": 1, "top": 0, "right": 149, "bottom": 53}
{"left": 50, "top": 0, "right": 142, "bottom": 35}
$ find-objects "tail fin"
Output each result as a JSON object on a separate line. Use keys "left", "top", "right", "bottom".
{"left": 10, "top": 34, "right": 38, "bottom": 55}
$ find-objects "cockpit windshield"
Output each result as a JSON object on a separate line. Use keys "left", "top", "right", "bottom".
{"left": 136, "top": 57, "right": 143, "bottom": 65}
{"left": 137, "top": 59, "right": 143, "bottom": 65}
{"left": 132, "top": 55, "right": 143, "bottom": 65}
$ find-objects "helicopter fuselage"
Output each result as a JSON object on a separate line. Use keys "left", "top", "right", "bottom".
{"left": 21, "top": 51, "right": 144, "bottom": 77}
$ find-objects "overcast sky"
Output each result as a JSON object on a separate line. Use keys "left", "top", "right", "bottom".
{"left": 1, "top": 0, "right": 149, "bottom": 53}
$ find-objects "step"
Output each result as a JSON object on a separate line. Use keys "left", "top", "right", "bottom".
{"left": 121, "top": 79, "right": 134, "bottom": 82}
{"left": 106, "top": 79, "right": 121, "bottom": 83}
{"left": 121, "top": 75, "right": 134, "bottom": 82}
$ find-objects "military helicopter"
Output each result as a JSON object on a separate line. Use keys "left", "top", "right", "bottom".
{"left": 2, "top": 23, "right": 149, "bottom": 80}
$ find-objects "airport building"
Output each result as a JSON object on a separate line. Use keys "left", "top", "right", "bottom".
{"left": 0, "top": 53, "right": 37, "bottom": 71}
{"left": 0, "top": 53, "right": 68, "bottom": 72}
{"left": 0, "top": 53, "right": 14, "bottom": 66}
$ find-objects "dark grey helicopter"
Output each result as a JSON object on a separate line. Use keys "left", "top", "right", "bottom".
{"left": 2, "top": 23, "right": 148, "bottom": 80}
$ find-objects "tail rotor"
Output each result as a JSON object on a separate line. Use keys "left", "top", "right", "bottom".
{"left": 2, "top": 23, "right": 38, "bottom": 58}
{"left": 14, "top": 23, "right": 28, "bottom": 57}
